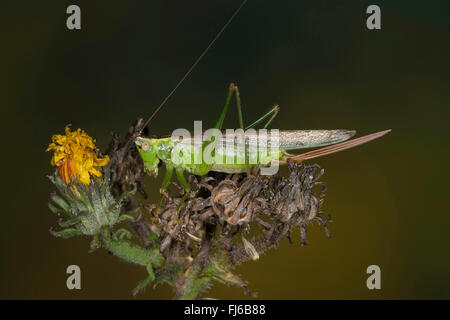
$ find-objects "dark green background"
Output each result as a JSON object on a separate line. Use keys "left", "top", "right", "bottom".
{"left": 1, "top": 0, "right": 449, "bottom": 299}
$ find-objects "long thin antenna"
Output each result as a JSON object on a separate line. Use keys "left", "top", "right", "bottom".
{"left": 140, "top": 0, "right": 248, "bottom": 134}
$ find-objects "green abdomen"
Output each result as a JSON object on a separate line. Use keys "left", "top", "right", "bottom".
{"left": 169, "top": 140, "right": 283, "bottom": 175}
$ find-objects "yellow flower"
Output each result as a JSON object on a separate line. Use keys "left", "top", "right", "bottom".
{"left": 46, "top": 125, "right": 109, "bottom": 185}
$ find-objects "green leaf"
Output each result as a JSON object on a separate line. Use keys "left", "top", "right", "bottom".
{"left": 48, "top": 202, "right": 68, "bottom": 215}
{"left": 58, "top": 217, "right": 80, "bottom": 228}
{"left": 146, "top": 234, "right": 158, "bottom": 243}
{"left": 117, "top": 186, "right": 137, "bottom": 204}
{"left": 115, "top": 228, "right": 132, "bottom": 240}
{"left": 49, "top": 228, "right": 82, "bottom": 239}
{"left": 117, "top": 214, "right": 136, "bottom": 223}
{"left": 50, "top": 194, "right": 70, "bottom": 213}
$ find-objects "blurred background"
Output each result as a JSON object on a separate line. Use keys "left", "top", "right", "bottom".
{"left": 1, "top": 0, "right": 449, "bottom": 299}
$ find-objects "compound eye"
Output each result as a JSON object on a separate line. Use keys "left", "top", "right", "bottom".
{"left": 142, "top": 141, "right": 150, "bottom": 151}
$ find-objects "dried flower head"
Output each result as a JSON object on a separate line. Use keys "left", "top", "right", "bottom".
{"left": 46, "top": 125, "right": 110, "bottom": 185}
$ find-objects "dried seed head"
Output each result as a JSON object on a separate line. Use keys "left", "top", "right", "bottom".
{"left": 155, "top": 162, "right": 329, "bottom": 268}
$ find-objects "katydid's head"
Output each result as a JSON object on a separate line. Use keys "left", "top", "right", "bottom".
{"left": 135, "top": 137, "right": 160, "bottom": 177}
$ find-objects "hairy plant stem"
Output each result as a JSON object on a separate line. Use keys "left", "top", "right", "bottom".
{"left": 175, "top": 224, "right": 215, "bottom": 299}
{"left": 100, "top": 228, "right": 164, "bottom": 268}
{"left": 176, "top": 225, "right": 250, "bottom": 300}
{"left": 180, "top": 265, "right": 213, "bottom": 300}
